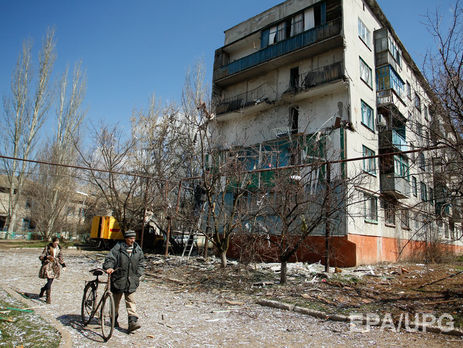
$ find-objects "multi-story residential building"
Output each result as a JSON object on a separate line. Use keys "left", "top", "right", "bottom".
{"left": 0, "top": 174, "right": 90, "bottom": 239}
{"left": 211, "top": 0, "right": 463, "bottom": 265}
{"left": 0, "top": 175, "right": 34, "bottom": 236}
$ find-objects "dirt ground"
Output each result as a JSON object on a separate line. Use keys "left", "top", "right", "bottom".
{"left": 0, "top": 246, "right": 462, "bottom": 347}
{"left": 153, "top": 258, "right": 463, "bottom": 328}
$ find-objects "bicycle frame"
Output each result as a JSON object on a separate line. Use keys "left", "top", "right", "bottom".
{"left": 81, "top": 268, "right": 116, "bottom": 341}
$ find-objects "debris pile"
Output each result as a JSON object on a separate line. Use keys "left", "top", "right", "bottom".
{"left": 144, "top": 256, "right": 463, "bottom": 329}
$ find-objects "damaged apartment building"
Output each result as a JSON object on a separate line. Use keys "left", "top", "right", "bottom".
{"left": 210, "top": 0, "right": 463, "bottom": 266}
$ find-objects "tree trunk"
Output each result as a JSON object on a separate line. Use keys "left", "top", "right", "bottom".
{"left": 280, "top": 260, "right": 288, "bottom": 284}
{"left": 203, "top": 237, "right": 208, "bottom": 259}
{"left": 220, "top": 249, "right": 227, "bottom": 268}
{"left": 6, "top": 210, "right": 17, "bottom": 235}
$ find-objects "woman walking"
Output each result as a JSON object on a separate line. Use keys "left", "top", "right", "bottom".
{"left": 38, "top": 237, "right": 66, "bottom": 304}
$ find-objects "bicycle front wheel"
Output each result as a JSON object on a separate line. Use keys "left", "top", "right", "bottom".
{"left": 81, "top": 282, "right": 96, "bottom": 325}
{"left": 100, "top": 292, "right": 115, "bottom": 341}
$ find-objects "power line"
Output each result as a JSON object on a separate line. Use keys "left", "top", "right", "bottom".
{"left": 0, "top": 144, "right": 450, "bottom": 184}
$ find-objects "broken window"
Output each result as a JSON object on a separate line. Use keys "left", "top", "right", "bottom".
{"left": 291, "top": 13, "right": 304, "bottom": 36}
{"left": 384, "top": 201, "right": 395, "bottom": 226}
{"left": 261, "top": 2, "right": 326, "bottom": 48}
{"left": 401, "top": 209, "right": 410, "bottom": 229}
{"left": 290, "top": 107, "right": 299, "bottom": 134}
{"left": 276, "top": 22, "right": 286, "bottom": 42}
{"left": 268, "top": 26, "right": 277, "bottom": 45}
{"left": 290, "top": 67, "right": 299, "bottom": 89}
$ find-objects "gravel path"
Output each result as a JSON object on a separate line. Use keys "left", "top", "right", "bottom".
{"left": 1, "top": 248, "right": 462, "bottom": 347}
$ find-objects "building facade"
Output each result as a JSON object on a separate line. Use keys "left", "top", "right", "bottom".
{"left": 211, "top": 0, "right": 463, "bottom": 265}
{"left": 0, "top": 174, "right": 90, "bottom": 239}
{"left": 0, "top": 175, "right": 33, "bottom": 236}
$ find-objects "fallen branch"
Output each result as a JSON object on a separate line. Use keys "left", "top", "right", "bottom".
{"left": 417, "top": 271, "right": 463, "bottom": 289}
{"left": 424, "top": 299, "right": 460, "bottom": 306}
{"left": 256, "top": 298, "right": 463, "bottom": 336}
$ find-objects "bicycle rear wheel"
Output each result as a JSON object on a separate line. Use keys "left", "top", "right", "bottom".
{"left": 100, "top": 292, "right": 115, "bottom": 341}
{"left": 81, "top": 282, "right": 96, "bottom": 325}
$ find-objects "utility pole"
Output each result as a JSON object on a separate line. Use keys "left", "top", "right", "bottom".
{"left": 164, "top": 184, "right": 170, "bottom": 257}
{"left": 324, "top": 161, "right": 331, "bottom": 273}
{"left": 140, "top": 177, "right": 149, "bottom": 249}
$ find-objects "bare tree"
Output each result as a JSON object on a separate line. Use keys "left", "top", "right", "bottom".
{"left": 201, "top": 147, "right": 256, "bottom": 268}
{"left": 81, "top": 124, "right": 141, "bottom": 234}
{"left": 131, "top": 96, "right": 191, "bottom": 249}
{"left": 26, "top": 63, "right": 86, "bottom": 239}
{"left": 421, "top": 0, "right": 463, "bottom": 250}
{"left": 176, "top": 63, "right": 251, "bottom": 267}
{"left": 233, "top": 134, "right": 360, "bottom": 284}
{"left": 1, "top": 29, "right": 56, "bottom": 233}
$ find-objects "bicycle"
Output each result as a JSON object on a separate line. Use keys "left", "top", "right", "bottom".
{"left": 81, "top": 268, "right": 116, "bottom": 341}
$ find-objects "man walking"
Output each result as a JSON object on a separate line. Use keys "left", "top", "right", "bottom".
{"left": 103, "top": 230, "right": 145, "bottom": 333}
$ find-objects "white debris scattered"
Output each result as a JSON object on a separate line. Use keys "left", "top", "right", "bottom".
{"left": 0, "top": 249, "right": 457, "bottom": 347}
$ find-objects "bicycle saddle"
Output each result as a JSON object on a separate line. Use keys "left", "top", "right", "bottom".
{"left": 89, "top": 268, "right": 105, "bottom": 276}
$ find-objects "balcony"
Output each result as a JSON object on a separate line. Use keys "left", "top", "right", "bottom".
{"left": 377, "top": 89, "right": 407, "bottom": 117}
{"left": 380, "top": 174, "right": 410, "bottom": 199}
{"left": 379, "top": 129, "right": 407, "bottom": 152}
{"left": 375, "top": 50, "right": 401, "bottom": 73}
{"left": 377, "top": 89, "right": 405, "bottom": 107}
{"left": 374, "top": 28, "right": 403, "bottom": 72}
{"left": 291, "top": 61, "right": 344, "bottom": 93}
{"left": 213, "top": 18, "right": 342, "bottom": 86}
{"left": 214, "top": 85, "right": 272, "bottom": 115}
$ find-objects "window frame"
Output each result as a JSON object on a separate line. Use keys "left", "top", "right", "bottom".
{"left": 376, "top": 65, "right": 404, "bottom": 98}
{"left": 418, "top": 153, "right": 426, "bottom": 171}
{"left": 364, "top": 193, "right": 378, "bottom": 223}
{"left": 359, "top": 57, "right": 373, "bottom": 88}
{"left": 362, "top": 145, "right": 376, "bottom": 175}
{"left": 361, "top": 100, "right": 375, "bottom": 131}
{"left": 291, "top": 13, "right": 304, "bottom": 37}
{"left": 415, "top": 92, "right": 421, "bottom": 111}
{"left": 358, "top": 18, "right": 371, "bottom": 48}
{"left": 420, "top": 182, "right": 428, "bottom": 202}
{"left": 388, "top": 37, "right": 402, "bottom": 66}
{"left": 394, "top": 155, "right": 410, "bottom": 181}
{"left": 384, "top": 201, "right": 396, "bottom": 226}
{"left": 401, "top": 209, "right": 410, "bottom": 229}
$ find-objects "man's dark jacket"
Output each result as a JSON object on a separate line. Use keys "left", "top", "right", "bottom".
{"left": 103, "top": 241, "right": 145, "bottom": 293}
